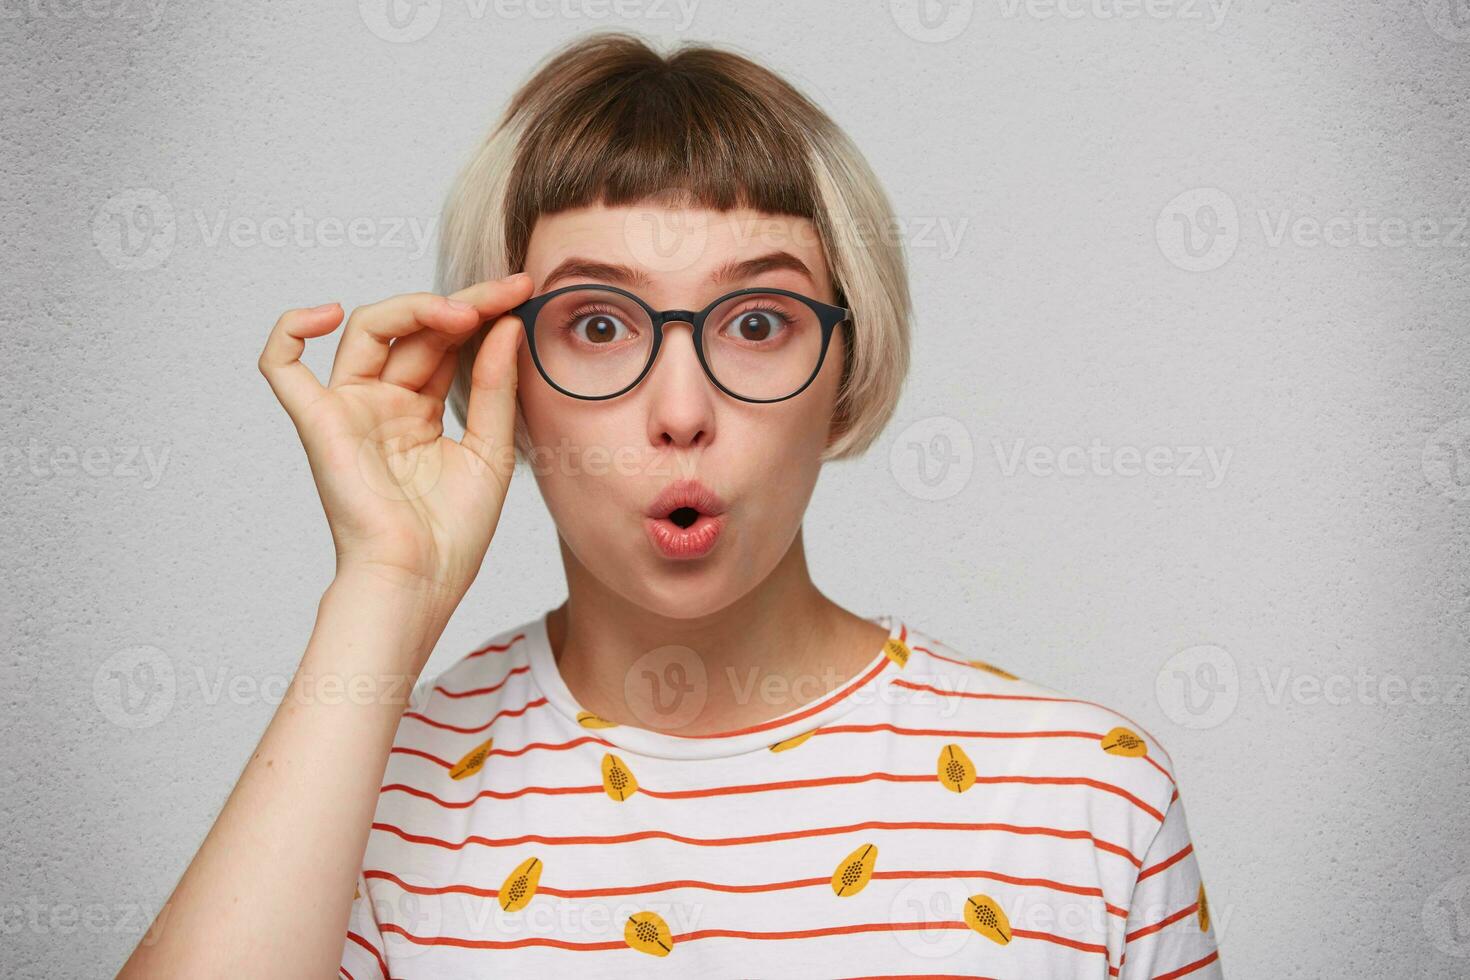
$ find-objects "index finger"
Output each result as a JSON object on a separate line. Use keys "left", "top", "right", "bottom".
{"left": 447, "top": 272, "right": 534, "bottom": 314}
{"left": 327, "top": 273, "right": 533, "bottom": 387}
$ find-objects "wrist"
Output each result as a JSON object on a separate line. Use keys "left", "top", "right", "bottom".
{"left": 329, "top": 562, "right": 466, "bottom": 621}
{"left": 315, "top": 566, "right": 463, "bottom": 671}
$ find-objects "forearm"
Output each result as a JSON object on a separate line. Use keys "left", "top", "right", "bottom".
{"left": 118, "top": 572, "right": 457, "bottom": 978}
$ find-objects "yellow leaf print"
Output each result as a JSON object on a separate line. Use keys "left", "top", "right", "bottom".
{"left": 769, "top": 729, "right": 816, "bottom": 753}
{"left": 937, "top": 744, "right": 977, "bottom": 793}
{"left": 964, "top": 894, "right": 1012, "bottom": 945}
{"left": 499, "top": 857, "right": 542, "bottom": 912}
{"left": 831, "top": 843, "right": 877, "bottom": 897}
{"left": 601, "top": 753, "right": 639, "bottom": 801}
{"left": 1198, "top": 882, "right": 1210, "bottom": 932}
{"left": 1100, "top": 726, "right": 1148, "bottom": 758}
{"left": 577, "top": 710, "right": 617, "bottom": 729}
{"left": 624, "top": 911, "right": 673, "bottom": 956}
{"left": 968, "top": 659, "right": 1017, "bottom": 680}
{"left": 883, "top": 637, "right": 911, "bottom": 668}
{"left": 448, "top": 737, "right": 494, "bottom": 780}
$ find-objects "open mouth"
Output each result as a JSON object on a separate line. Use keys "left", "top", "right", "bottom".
{"left": 667, "top": 506, "right": 700, "bottom": 529}
{"left": 645, "top": 508, "right": 724, "bottom": 559}
{"left": 643, "top": 480, "right": 728, "bottom": 560}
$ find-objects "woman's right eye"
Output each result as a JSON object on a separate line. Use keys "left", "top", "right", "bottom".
{"left": 569, "top": 312, "right": 632, "bottom": 345}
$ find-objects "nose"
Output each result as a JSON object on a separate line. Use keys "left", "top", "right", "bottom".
{"left": 643, "top": 319, "right": 715, "bottom": 450}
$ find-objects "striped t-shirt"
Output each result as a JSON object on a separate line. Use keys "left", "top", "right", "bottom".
{"left": 340, "top": 613, "right": 1223, "bottom": 979}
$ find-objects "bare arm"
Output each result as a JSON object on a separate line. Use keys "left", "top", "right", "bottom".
{"left": 118, "top": 272, "right": 534, "bottom": 977}
{"left": 118, "top": 571, "right": 449, "bottom": 976}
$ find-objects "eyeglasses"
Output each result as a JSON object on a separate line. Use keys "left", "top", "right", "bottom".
{"left": 508, "top": 283, "right": 851, "bottom": 403}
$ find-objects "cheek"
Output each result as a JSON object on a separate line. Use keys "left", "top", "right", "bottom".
{"left": 518, "top": 357, "right": 632, "bottom": 461}
{"left": 517, "top": 342, "right": 590, "bottom": 449}
{"left": 516, "top": 344, "right": 637, "bottom": 519}
{"left": 793, "top": 328, "right": 846, "bottom": 448}
{"left": 734, "top": 372, "right": 841, "bottom": 519}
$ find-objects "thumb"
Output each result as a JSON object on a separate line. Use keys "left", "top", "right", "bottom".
{"left": 461, "top": 312, "right": 522, "bottom": 482}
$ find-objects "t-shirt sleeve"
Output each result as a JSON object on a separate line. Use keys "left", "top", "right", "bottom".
{"left": 339, "top": 869, "right": 389, "bottom": 979}
{"left": 1118, "top": 793, "right": 1223, "bottom": 979}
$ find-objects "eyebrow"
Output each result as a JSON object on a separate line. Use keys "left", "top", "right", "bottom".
{"left": 539, "top": 250, "right": 817, "bottom": 293}
{"left": 540, "top": 258, "right": 652, "bottom": 291}
{"left": 708, "top": 250, "right": 816, "bottom": 287}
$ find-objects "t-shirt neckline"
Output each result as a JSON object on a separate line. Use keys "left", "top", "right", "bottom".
{"left": 523, "top": 610, "right": 909, "bottom": 761}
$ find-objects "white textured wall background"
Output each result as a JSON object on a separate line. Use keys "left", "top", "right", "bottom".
{"left": 4, "top": 2, "right": 1468, "bottom": 976}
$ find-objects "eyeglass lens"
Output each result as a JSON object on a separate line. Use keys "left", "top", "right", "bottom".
{"left": 530, "top": 288, "right": 824, "bottom": 400}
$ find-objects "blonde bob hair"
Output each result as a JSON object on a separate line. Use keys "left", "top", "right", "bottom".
{"left": 436, "top": 32, "right": 910, "bottom": 462}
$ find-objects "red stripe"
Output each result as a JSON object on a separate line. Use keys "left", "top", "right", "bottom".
{"left": 912, "top": 644, "right": 986, "bottom": 670}
{"left": 973, "top": 775, "right": 1163, "bottom": 822}
{"left": 381, "top": 921, "right": 622, "bottom": 951}
{"left": 388, "top": 735, "right": 611, "bottom": 770}
{"left": 1152, "top": 949, "right": 1220, "bottom": 979}
{"left": 879, "top": 870, "right": 1125, "bottom": 916}
{"left": 643, "top": 771, "right": 929, "bottom": 800}
{"left": 397, "top": 725, "right": 1117, "bottom": 762}
{"left": 900, "top": 652, "right": 1174, "bottom": 769}
{"left": 402, "top": 697, "right": 548, "bottom": 734}
{"left": 858, "top": 633, "right": 1174, "bottom": 770}
{"left": 1010, "top": 927, "right": 1110, "bottom": 955}
{"left": 1136, "top": 843, "right": 1193, "bottom": 883}
{"left": 339, "top": 969, "right": 354, "bottom": 980}
{"left": 677, "top": 920, "right": 964, "bottom": 942}
{"left": 892, "top": 678, "right": 1176, "bottom": 774}
{"left": 371, "top": 818, "right": 1142, "bottom": 865}
{"left": 815, "top": 722, "right": 1107, "bottom": 741}
{"left": 345, "top": 930, "right": 388, "bottom": 979}
{"left": 368, "top": 868, "right": 497, "bottom": 898}
{"left": 477, "top": 734, "right": 615, "bottom": 757}
{"left": 434, "top": 664, "right": 530, "bottom": 699}
{"left": 1145, "top": 756, "right": 1177, "bottom": 785}
{"left": 379, "top": 769, "right": 1161, "bottom": 820}
{"left": 364, "top": 866, "right": 1126, "bottom": 915}
{"left": 381, "top": 781, "right": 602, "bottom": 803}
{"left": 465, "top": 633, "right": 525, "bottom": 659}
{"left": 381, "top": 917, "right": 1104, "bottom": 954}
{"left": 1126, "top": 902, "right": 1198, "bottom": 943}
{"left": 893, "top": 677, "right": 1094, "bottom": 707}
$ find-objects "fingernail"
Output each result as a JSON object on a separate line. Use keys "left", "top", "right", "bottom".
{"left": 445, "top": 297, "right": 475, "bottom": 311}
{"left": 310, "top": 302, "right": 338, "bottom": 312}
{"left": 505, "top": 272, "right": 531, "bottom": 284}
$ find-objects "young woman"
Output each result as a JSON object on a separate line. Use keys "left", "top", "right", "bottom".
{"left": 121, "top": 33, "right": 1222, "bottom": 979}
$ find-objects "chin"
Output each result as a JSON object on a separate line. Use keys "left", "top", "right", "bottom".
{"left": 589, "top": 577, "right": 711, "bottom": 623}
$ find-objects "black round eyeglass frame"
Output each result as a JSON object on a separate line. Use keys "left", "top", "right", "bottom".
{"left": 507, "top": 283, "right": 852, "bottom": 403}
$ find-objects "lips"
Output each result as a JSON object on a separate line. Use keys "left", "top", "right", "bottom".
{"left": 644, "top": 479, "right": 728, "bottom": 522}
{"left": 644, "top": 478, "right": 728, "bottom": 560}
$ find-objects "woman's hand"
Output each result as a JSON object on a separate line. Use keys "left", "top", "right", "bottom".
{"left": 117, "top": 275, "right": 537, "bottom": 980}
{"left": 258, "top": 272, "right": 536, "bottom": 623}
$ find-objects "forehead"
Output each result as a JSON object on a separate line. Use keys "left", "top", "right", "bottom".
{"left": 524, "top": 202, "right": 831, "bottom": 288}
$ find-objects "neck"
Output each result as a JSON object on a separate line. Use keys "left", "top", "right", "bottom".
{"left": 545, "top": 526, "right": 889, "bottom": 736}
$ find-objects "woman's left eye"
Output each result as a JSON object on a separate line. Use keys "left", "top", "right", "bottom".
{"left": 721, "top": 308, "right": 787, "bottom": 343}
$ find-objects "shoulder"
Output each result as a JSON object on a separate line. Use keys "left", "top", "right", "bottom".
{"left": 404, "top": 618, "right": 539, "bottom": 718}
{"left": 890, "top": 622, "right": 1182, "bottom": 813}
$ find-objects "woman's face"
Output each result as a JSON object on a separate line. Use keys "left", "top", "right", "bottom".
{"left": 516, "top": 202, "right": 846, "bottom": 619}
